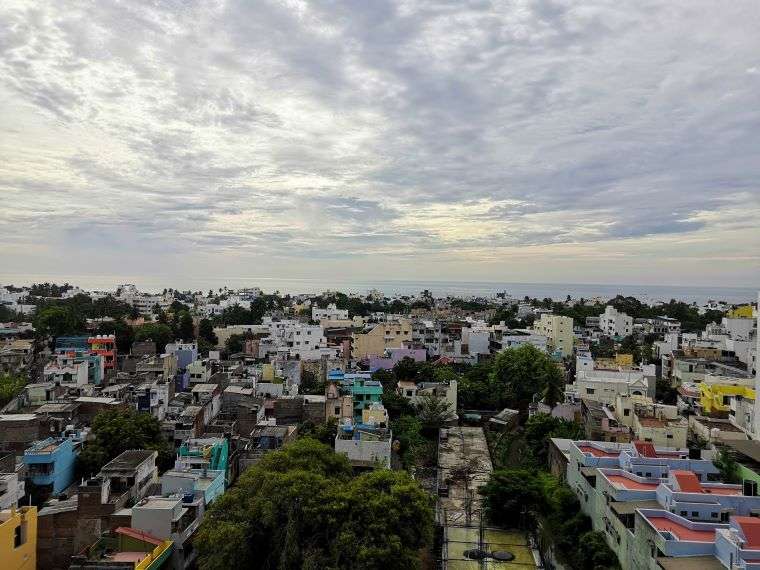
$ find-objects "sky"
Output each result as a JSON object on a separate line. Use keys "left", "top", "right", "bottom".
{"left": 1, "top": 0, "right": 760, "bottom": 291}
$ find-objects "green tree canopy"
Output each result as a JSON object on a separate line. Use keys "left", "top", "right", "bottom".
{"left": 33, "top": 306, "right": 86, "bottom": 339}
{"left": 194, "top": 439, "right": 434, "bottom": 570}
{"left": 77, "top": 409, "right": 173, "bottom": 477}
{"left": 480, "top": 468, "right": 547, "bottom": 528}
{"left": 96, "top": 318, "right": 134, "bottom": 354}
{"left": 490, "top": 344, "right": 564, "bottom": 411}
{"left": 134, "top": 323, "right": 173, "bottom": 353}
{"left": 523, "top": 414, "right": 585, "bottom": 468}
{"left": 0, "top": 373, "right": 26, "bottom": 408}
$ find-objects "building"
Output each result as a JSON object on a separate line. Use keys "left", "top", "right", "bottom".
{"left": 69, "top": 526, "right": 173, "bottom": 570}
{"left": 99, "top": 450, "right": 159, "bottom": 502}
{"left": 345, "top": 377, "right": 383, "bottom": 422}
{"left": 131, "top": 495, "right": 203, "bottom": 570}
{"left": 599, "top": 306, "right": 633, "bottom": 338}
{"left": 87, "top": 335, "right": 117, "bottom": 372}
{"left": 352, "top": 320, "right": 413, "bottom": 359}
{"left": 23, "top": 437, "right": 79, "bottom": 497}
{"left": 533, "top": 314, "right": 574, "bottom": 357}
{"left": 368, "top": 347, "right": 426, "bottom": 372}
{"left": 312, "top": 303, "right": 349, "bottom": 322}
{"left": 335, "top": 405, "right": 392, "bottom": 469}
{"left": 0, "top": 506, "right": 36, "bottom": 570}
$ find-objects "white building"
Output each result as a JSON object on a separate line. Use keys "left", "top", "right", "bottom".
{"left": 599, "top": 306, "right": 633, "bottom": 338}
{"left": 312, "top": 303, "right": 349, "bottom": 322}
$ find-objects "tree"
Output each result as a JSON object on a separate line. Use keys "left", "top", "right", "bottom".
{"left": 656, "top": 378, "right": 678, "bottom": 405}
{"left": 393, "top": 357, "right": 421, "bottom": 381}
{"left": 480, "top": 469, "right": 547, "bottom": 528}
{"left": 0, "top": 373, "right": 26, "bottom": 408}
{"left": 33, "top": 306, "right": 85, "bottom": 339}
{"left": 134, "top": 323, "right": 173, "bottom": 353}
{"left": 77, "top": 409, "right": 174, "bottom": 477}
{"left": 715, "top": 448, "right": 740, "bottom": 484}
{"left": 225, "top": 333, "right": 245, "bottom": 355}
{"left": 575, "top": 531, "right": 620, "bottom": 569}
{"left": 194, "top": 439, "right": 433, "bottom": 570}
{"left": 198, "top": 319, "right": 218, "bottom": 345}
{"left": 381, "top": 390, "right": 416, "bottom": 420}
{"left": 177, "top": 311, "right": 194, "bottom": 341}
{"left": 491, "top": 344, "right": 564, "bottom": 411}
{"left": 416, "top": 394, "right": 456, "bottom": 432}
{"left": 96, "top": 318, "right": 134, "bottom": 354}
{"left": 524, "top": 414, "right": 584, "bottom": 468}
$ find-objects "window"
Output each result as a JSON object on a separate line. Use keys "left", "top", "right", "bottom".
{"left": 623, "top": 409, "right": 630, "bottom": 416}
{"left": 645, "top": 472, "right": 652, "bottom": 477}
{"left": 666, "top": 434, "right": 673, "bottom": 439}
{"left": 680, "top": 511, "right": 687, "bottom": 517}
{"left": 692, "top": 512, "right": 699, "bottom": 518}
{"left": 14, "top": 523, "right": 25, "bottom": 548}
{"left": 711, "top": 512, "right": 718, "bottom": 518}
{"left": 586, "top": 388, "right": 595, "bottom": 395}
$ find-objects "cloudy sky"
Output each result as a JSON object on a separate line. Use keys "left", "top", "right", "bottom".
{"left": 1, "top": 0, "right": 759, "bottom": 290}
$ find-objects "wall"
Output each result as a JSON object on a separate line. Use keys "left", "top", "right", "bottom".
{"left": 0, "top": 507, "right": 36, "bottom": 570}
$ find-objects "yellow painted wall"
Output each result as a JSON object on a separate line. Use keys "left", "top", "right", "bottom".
{"left": 0, "top": 507, "right": 37, "bottom": 570}
{"left": 262, "top": 363, "right": 275, "bottom": 382}
{"left": 352, "top": 321, "right": 412, "bottom": 359}
{"left": 699, "top": 383, "right": 755, "bottom": 414}
{"left": 728, "top": 305, "right": 754, "bottom": 319}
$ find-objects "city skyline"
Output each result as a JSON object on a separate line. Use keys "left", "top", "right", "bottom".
{"left": 2, "top": 1, "right": 760, "bottom": 286}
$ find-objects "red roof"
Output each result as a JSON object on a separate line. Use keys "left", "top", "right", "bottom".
{"left": 115, "top": 527, "right": 164, "bottom": 546}
{"left": 672, "top": 470, "right": 702, "bottom": 493}
{"left": 647, "top": 517, "right": 716, "bottom": 543}
{"left": 578, "top": 445, "right": 620, "bottom": 458}
{"left": 607, "top": 474, "right": 659, "bottom": 491}
{"left": 634, "top": 441, "right": 658, "bottom": 458}
{"left": 735, "top": 517, "right": 760, "bottom": 548}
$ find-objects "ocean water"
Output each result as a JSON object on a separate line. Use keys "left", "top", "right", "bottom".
{"left": 3, "top": 274, "right": 756, "bottom": 305}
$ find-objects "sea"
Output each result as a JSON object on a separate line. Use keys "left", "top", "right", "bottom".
{"left": 3, "top": 274, "right": 757, "bottom": 305}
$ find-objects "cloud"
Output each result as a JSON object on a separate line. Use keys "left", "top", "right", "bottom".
{"left": 0, "top": 0, "right": 759, "bottom": 287}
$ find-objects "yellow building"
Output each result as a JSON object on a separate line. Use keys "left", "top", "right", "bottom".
{"left": 533, "top": 314, "right": 574, "bottom": 357}
{"left": 699, "top": 383, "right": 755, "bottom": 415}
{"left": 0, "top": 507, "right": 36, "bottom": 570}
{"left": 727, "top": 305, "right": 754, "bottom": 319}
{"left": 352, "top": 320, "right": 413, "bottom": 359}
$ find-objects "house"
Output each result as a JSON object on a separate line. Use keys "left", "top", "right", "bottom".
{"left": 23, "top": 437, "right": 79, "bottom": 498}
{"left": 335, "top": 405, "right": 392, "bottom": 469}
{"left": 0, "top": 506, "right": 36, "bottom": 570}
{"left": 599, "top": 306, "right": 633, "bottom": 338}
{"left": 99, "top": 450, "right": 158, "bottom": 502}
{"left": 131, "top": 495, "right": 203, "bottom": 570}
{"left": 352, "top": 320, "right": 413, "bottom": 359}
{"left": 69, "top": 526, "right": 173, "bottom": 570}
{"left": 533, "top": 314, "right": 574, "bottom": 357}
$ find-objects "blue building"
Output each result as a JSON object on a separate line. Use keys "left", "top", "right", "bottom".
{"left": 55, "top": 336, "right": 90, "bottom": 351}
{"left": 23, "top": 437, "right": 78, "bottom": 496}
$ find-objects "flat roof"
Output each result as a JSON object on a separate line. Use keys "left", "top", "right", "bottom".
{"left": 577, "top": 444, "right": 620, "bottom": 458}
{"left": 101, "top": 450, "right": 156, "bottom": 472}
{"left": 607, "top": 474, "right": 659, "bottom": 491}
{"left": 610, "top": 500, "right": 661, "bottom": 515}
{"left": 646, "top": 516, "right": 717, "bottom": 542}
{"left": 656, "top": 556, "right": 724, "bottom": 570}
{"left": 726, "top": 440, "right": 760, "bottom": 463}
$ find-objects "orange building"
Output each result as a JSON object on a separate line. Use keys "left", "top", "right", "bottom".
{"left": 88, "top": 335, "right": 117, "bottom": 371}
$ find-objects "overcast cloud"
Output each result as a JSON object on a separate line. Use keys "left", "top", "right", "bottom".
{"left": 1, "top": 0, "right": 759, "bottom": 289}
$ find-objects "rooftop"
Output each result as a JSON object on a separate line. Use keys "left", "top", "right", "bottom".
{"left": 101, "top": 450, "right": 156, "bottom": 472}
{"left": 647, "top": 516, "right": 716, "bottom": 542}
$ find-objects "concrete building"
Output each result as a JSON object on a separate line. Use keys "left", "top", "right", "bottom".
{"left": 312, "top": 303, "right": 349, "bottom": 322}
{"left": 352, "top": 320, "right": 413, "bottom": 359}
{"left": 533, "top": 314, "right": 574, "bottom": 357}
{"left": 335, "top": 406, "right": 392, "bottom": 469}
{"left": 599, "top": 306, "right": 633, "bottom": 338}
{"left": 0, "top": 506, "right": 36, "bottom": 570}
{"left": 23, "top": 437, "right": 79, "bottom": 497}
